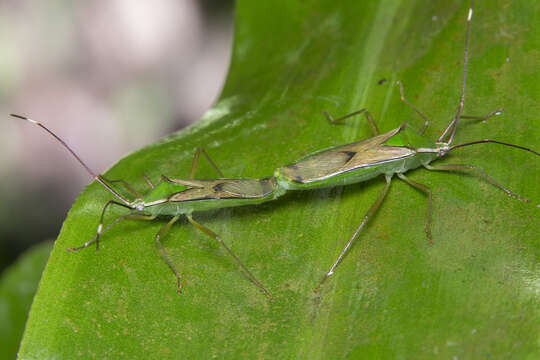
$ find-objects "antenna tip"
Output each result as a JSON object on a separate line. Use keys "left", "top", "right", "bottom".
{"left": 10, "top": 113, "right": 40, "bottom": 124}
{"left": 10, "top": 113, "right": 25, "bottom": 120}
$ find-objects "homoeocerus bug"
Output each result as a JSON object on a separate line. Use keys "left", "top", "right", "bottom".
{"left": 9, "top": 118, "right": 279, "bottom": 300}
{"left": 12, "top": 0, "right": 538, "bottom": 300}
{"left": 274, "top": 1, "right": 539, "bottom": 290}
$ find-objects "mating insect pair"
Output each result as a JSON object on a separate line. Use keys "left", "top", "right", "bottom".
{"left": 12, "top": 2, "right": 539, "bottom": 300}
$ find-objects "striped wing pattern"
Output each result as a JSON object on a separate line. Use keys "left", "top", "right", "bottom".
{"left": 167, "top": 178, "right": 274, "bottom": 202}
{"left": 280, "top": 126, "right": 414, "bottom": 183}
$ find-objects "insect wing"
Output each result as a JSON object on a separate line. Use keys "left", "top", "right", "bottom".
{"left": 216, "top": 179, "right": 275, "bottom": 198}
{"left": 283, "top": 151, "right": 353, "bottom": 182}
{"left": 281, "top": 126, "right": 410, "bottom": 182}
{"left": 167, "top": 178, "right": 276, "bottom": 202}
{"left": 169, "top": 186, "right": 218, "bottom": 202}
{"left": 339, "top": 146, "right": 414, "bottom": 170}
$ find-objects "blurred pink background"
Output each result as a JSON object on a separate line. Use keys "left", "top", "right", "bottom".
{"left": 0, "top": 0, "right": 234, "bottom": 270}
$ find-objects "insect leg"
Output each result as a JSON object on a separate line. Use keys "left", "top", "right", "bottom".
{"left": 425, "top": 163, "right": 529, "bottom": 202}
{"left": 460, "top": 108, "right": 504, "bottom": 121}
{"left": 186, "top": 214, "right": 273, "bottom": 300}
{"left": 323, "top": 109, "right": 379, "bottom": 135}
{"left": 93, "top": 200, "right": 135, "bottom": 250}
{"left": 141, "top": 173, "right": 155, "bottom": 189}
{"left": 190, "top": 147, "right": 225, "bottom": 179}
{"left": 67, "top": 213, "right": 157, "bottom": 252}
{"left": 315, "top": 175, "right": 393, "bottom": 292}
{"left": 397, "top": 173, "right": 433, "bottom": 244}
{"left": 440, "top": 108, "right": 504, "bottom": 141}
{"left": 396, "top": 81, "right": 430, "bottom": 135}
{"left": 154, "top": 215, "right": 183, "bottom": 293}
{"left": 100, "top": 176, "right": 143, "bottom": 198}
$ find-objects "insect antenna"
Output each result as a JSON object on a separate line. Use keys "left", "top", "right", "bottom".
{"left": 448, "top": 139, "right": 540, "bottom": 157}
{"left": 10, "top": 113, "right": 131, "bottom": 205}
{"left": 439, "top": 0, "right": 474, "bottom": 144}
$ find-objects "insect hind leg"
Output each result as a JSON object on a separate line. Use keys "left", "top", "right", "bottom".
{"left": 186, "top": 214, "right": 273, "bottom": 300}
{"left": 315, "top": 175, "right": 393, "bottom": 292}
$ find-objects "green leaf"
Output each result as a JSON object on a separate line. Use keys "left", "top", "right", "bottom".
{"left": 0, "top": 241, "right": 52, "bottom": 360}
{"left": 19, "top": 0, "right": 539, "bottom": 358}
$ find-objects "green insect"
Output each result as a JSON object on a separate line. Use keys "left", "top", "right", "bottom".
{"left": 11, "top": 1, "right": 539, "bottom": 301}
{"left": 11, "top": 113, "right": 279, "bottom": 300}
{"left": 274, "top": 2, "right": 539, "bottom": 290}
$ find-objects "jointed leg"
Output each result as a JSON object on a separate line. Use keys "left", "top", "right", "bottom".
{"left": 141, "top": 173, "right": 155, "bottom": 189}
{"left": 94, "top": 200, "right": 137, "bottom": 250}
{"left": 101, "top": 176, "right": 143, "bottom": 198}
{"left": 315, "top": 175, "right": 393, "bottom": 292}
{"left": 67, "top": 213, "right": 157, "bottom": 252}
{"left": 397, "top": 173, "right": 433, "bottom": 244}
{"left": 186, "top": 214, "right": 273, "bottom": 300}
{"left": 461, "top": 108, "right": 504, "bottom": 120}
{"left": 190, "top": 147, "right": 224, "bottom": 179}
{"left": 155, "top": 215, "right": 183, "bottom": 293}
{"left": 439, "top": 108, "right": 504, "bottom": 142}
{"left": 323, "top": 109, "right": 379, "bottom": 135}
{"left": 397, "top": 81, "right": 502, "bottom": 139}
{"left": 425, "top": 163, "right": 529, "bottom": 202}
{"left": 396, "top": 81, "right": 430, "bottom": 135}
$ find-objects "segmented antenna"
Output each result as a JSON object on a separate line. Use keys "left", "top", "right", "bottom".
{"left": 11, "top": 114, "right": 131, "bottom": 205}
{"left": 438, "top": 0, "right": 474, "bottom": 144}
{"left": 449, "top": 139, "right": 540, "bottom": 157}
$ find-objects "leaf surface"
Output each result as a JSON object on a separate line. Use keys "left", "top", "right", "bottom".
{"left": 19, "top": 0, "right": 539, "bottom": 359}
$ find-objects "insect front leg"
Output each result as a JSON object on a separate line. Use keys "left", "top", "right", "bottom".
{"left": 186, "top": 214, "right": 273, "bottom": 300}
{"left": 397, "top": 173, "right": 433, "bottom": 244}
{"left": 154, "top": 215, "right": 182, "bottom": 293}
{"left": 459, "top": 108, "right": 504, "bottom": 121}
{"left": 92, "top": 200, "right": 140, "bottom": 251}
{"left": 190, "top": 147, "right": 224, "bottom": 179}
{"left": 315, "top": 174, "right": 393, "bottom": 293}
{"left": 323, "top": 108, "right": 379, "bottom": 135}
{"left": 67, "top": 213, "right": 157, "bottom": 252}
{"left": 439, "top": 108, "right": 504, "bottom": 141}
{"left": 425, "top": 163, "right": 529, "bottom": 202}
